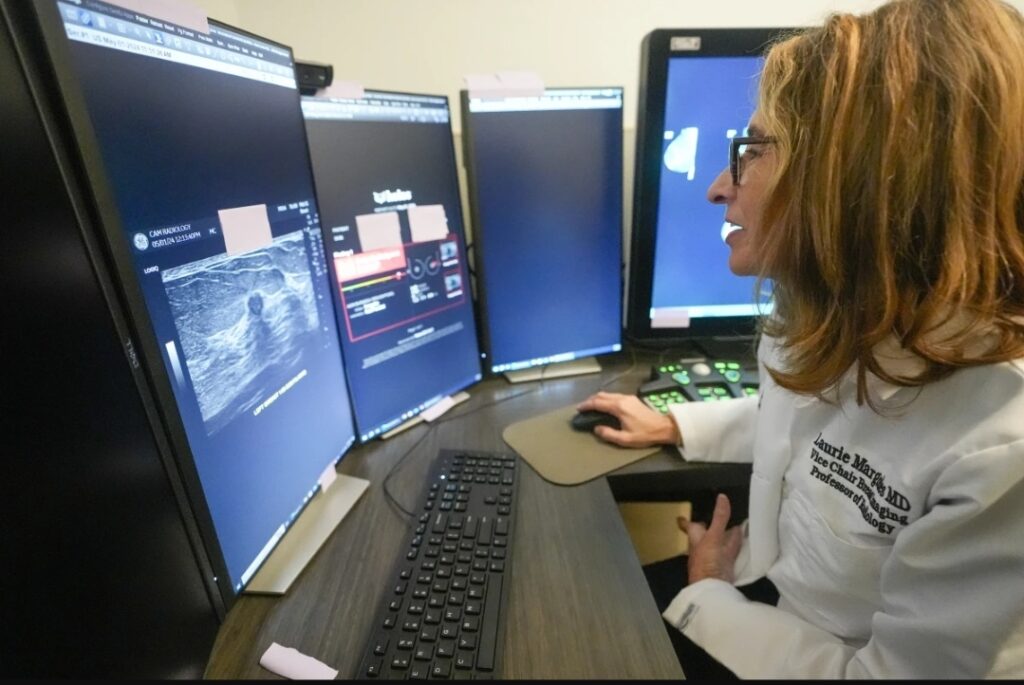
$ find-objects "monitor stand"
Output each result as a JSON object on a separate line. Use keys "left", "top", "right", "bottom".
{"left": 380, "top": 391, "right": 472, "bottom": 440}
{"left": 504, "top": 356, "right": 601, "bottom": 384}
{"left": 244, "top": 469, "right": 369, "bottom": 595}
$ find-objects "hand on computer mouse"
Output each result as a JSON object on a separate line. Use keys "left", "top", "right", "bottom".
{"left": 575, "top": 392, "right": 681, "bottom": 448}
{"left": 571, "top": 409, "right": 622, "bottom": 432}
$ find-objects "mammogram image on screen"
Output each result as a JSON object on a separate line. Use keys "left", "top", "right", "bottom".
{"left": 162, "top": 230, "right": 321, "bottom": 434}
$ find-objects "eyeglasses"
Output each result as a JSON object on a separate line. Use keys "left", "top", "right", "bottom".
{"left": 730, "top": 136, "right": 776, "bottom": 185}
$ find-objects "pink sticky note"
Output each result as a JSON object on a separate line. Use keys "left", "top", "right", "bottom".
{"left": 105, "top": 0, "right": 209, "bottom": 35}
{"left": 219, "top": 204, "right": 273, "bottom": 257}
{"left": 651, "top": 308, "right": 691, "bottom": 329}
{"left": 407, "top": 204, "right": 449, "bottom": 243}
{"left": 319, "top": 81, "right": 365, "bottom": 100}
{"left": 355, "top": 212, "right": 403, "bottom": 252}
{"left": 465, "top": 71, "right": 545, "bottom": 98}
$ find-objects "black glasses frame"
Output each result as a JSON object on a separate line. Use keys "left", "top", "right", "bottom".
{"left": 730, "top": 135, "right": 775, "bottom": 185}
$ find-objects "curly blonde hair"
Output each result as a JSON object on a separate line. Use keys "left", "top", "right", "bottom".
{"left": 755, "top": 0, "right": 1024, "bottom": 406}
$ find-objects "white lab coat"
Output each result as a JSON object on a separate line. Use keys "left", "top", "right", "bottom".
{"left": 664, "top": 336, "right": 1024, "bottom": 678}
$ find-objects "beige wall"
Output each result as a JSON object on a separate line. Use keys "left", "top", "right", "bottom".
{"left": 195, "top": 0, "right": 912, "bottom": 133}
{"left": 189, "top": 0, "right": 1024, "bottom": 252}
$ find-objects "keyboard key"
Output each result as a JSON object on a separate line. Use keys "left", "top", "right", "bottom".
{"left": 415, "top": 644, "right": 434, "bottom": 661}
{"left": 392, "top": 655, "right": 410, "bottom": 670}
{"left": 372, "top": 636, "right": 389, "bottom": 656}
{"left": 432, "top": 661, "right": 452, "bottom": 679}
{"left": 458, "top": 634, "right": 478, "bottom": 650}
{"left": 454, "top": 652, "right": 474, "bottom": 670}
{"left": 477, "top": 573, "right": 503, "bottom": 672}
{"left": 409, "top": 664, "right": 429, "bottom": 679}
{"left": 436, "top": 640, "right": 456, "bottom": 658}
{"left": 420, "top": 625, "right": 438, "bottom": 642}
{"left": 366, "top": 658, "right": 382, "bottom": 677}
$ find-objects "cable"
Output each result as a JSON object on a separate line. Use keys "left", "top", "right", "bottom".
{"left": 599, "top": 344, "right": 639, "bottom": 391}
{"left": 380, "top": 380, "right": 542, "bottom": 518}
{"left": 433, "top": 384, "right": 541, "bottom": 426}
{"left": 381, "top": 422, "right": 435, "bottom": 518}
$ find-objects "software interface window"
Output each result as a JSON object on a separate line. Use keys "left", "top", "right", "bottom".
{"left": 464, "top": 89, "right": 624, "bottom": 373}
{"left": 57, "top": 0, "right": 357, "bottom": 594}
{"left": 649, "top": 56, "right": 767, "bottom": 328}
{"left": 302, "top": 93, "right": 481, "bottom": 441}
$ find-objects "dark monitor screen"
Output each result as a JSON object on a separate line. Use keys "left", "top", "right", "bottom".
{"left": 46, "top": 0, "right": 357, "bottom": 599}
{"left": 461, "top": 88, "right": 624, "bottom": 374}
{"left": 301, "top": 91, "right": 481, "bottom": 441}
{"left": 628, "top": 29, "right": 791, "bottom": 345}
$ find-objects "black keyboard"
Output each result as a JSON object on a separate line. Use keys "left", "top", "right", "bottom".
{"left": 356, "top": 448, "right": 519, "bottom": 680}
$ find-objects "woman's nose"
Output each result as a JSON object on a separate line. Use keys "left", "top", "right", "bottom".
{"left": 707, "top": 166, "right": 733, "bottom": 205}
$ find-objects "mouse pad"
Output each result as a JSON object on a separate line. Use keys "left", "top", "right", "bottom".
{"left": 502, "top": 404, "right": 661, "bottom": 486}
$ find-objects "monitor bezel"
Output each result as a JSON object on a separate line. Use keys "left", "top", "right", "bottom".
{"left": 30, "top": 0, "right": 356, "bottom": 609}
{"left": 459, "top": 86, "right": 626, "bottom": 376}
{"left": 300, "top": 87, "right": 484, "bottom": 441}
{"left": 626, "top": 28, "right": 795, "bottom": 347}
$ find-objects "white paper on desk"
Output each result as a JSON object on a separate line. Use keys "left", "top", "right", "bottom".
{"left": 421, "top": 395, "right": 455, "bottom": 422}
{"left": 259, "top": 642, "right": 338, "bottom": 680}
{"left": 318, "top": 462, "right": 337, "bottom": 493}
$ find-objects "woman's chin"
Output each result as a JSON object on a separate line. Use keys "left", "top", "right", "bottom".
{"left": 726, "top": 235, "right": 758, "bottom": 276}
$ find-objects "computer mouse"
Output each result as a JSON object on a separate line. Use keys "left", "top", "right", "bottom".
{"left": 570, "top": 410, "right": 622, "bottom": 432}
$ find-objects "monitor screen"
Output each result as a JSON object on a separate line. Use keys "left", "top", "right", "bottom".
{"left": 627, "top": 29, "right": 791, "bottom": 345}
{"left": 301, "top": 91, "right": 482, "bottom": 441}
{"left": 49, "top": 0, "right": 357, "bottom": 598}
{"left": 461, "top": 88, "right": 624, "bottom": 374}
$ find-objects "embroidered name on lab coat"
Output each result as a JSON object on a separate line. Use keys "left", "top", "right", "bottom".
{"left": 809, "top": 432, "right": 911, "bottom": 535}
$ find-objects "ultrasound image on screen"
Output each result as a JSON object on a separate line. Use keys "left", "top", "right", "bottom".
{"left": 162, "top": 230, "right": 320, "bottom": 434}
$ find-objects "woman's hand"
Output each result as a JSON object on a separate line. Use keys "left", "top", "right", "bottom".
{"left": 678, "top": 494, "right": 744, "bottom": 584}
{"left": 575, "top": 391, "right": 681, "bottom": 448}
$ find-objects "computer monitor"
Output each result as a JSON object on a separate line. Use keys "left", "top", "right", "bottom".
{"left": 460, "top": 87, "right": 624, "bottom": 380}
{"left": 301, "top": 91, "right": 482, "bottom": 441}
{"left": 626, "top": 28, "right": 793, "bottom": 353}
{"left": 36, "top": 0, "right": 357, "bottom": 606}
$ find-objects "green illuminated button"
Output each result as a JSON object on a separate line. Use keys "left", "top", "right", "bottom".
{"left": 658, "top": 366, "right": 669, "bottom": 373}
{"left": 672, "top": 372, "right": 691, "bottom": 385}
{"left": 713, "top": 387, "right": 729, "bottom": 396}
{"left": 698, "top": 388, "right": 712, "bottom": 397}
{"left": 727, "top": 362, "right": 740, "bottom": 370}
{"left": 743, "top": 387, "right": 759, "bottom": 397}
{"left": 724, "top": 370, "right": 742, "bottom": 383}
{"left": 714, "top": 362, "right": 726, "bottom": 370}
{"left": 659, "top": 407, "right": 670, "bottom": 414}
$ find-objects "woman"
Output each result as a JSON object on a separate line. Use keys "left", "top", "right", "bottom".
{"left": 579, "top": 0, "right": 1024, "bottom": 677}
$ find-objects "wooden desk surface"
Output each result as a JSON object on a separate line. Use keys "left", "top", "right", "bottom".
{"left": 205, "top": 351, "right": 696, "bottom": 679}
